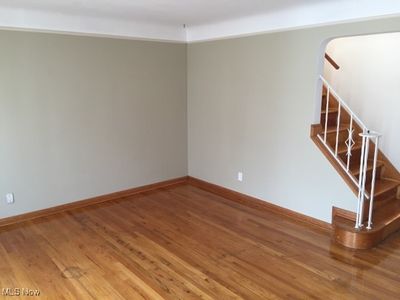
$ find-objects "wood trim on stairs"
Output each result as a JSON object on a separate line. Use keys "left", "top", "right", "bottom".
{"left": 332, "top": 206, "right": 356, "bottom": 222}
{"left": 0, "top": 176, "right": 189, "bottom": 228}
{"left": 325, "top": 53, "right": 340, "bottom": 70}
{"left": 310, "top": 124, "right": 323, "bottom": 138}
{"left": 187, "top": 176, "right": 331, "bottom": 232}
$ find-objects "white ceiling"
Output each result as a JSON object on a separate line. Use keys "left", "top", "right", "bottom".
{"left": 0, "top": 0, "right": 399, "bottom": 42}
{"left": 0, "top": 0, "right": 322, "bottom": 26}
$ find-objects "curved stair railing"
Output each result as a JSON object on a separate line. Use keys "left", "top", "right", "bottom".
{"left": 318, "top": 75, "right": 381, "bottom": 230}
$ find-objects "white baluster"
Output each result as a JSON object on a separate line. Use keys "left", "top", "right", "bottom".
{"left": 358, "top": 134, "right": 370, "bottom": 228}
{"left": 324, "top": 86, "right": 330, "bottom": 143}
{"left": 356, "top": 133, "right": 367, "bottom": 229}
{"left": 335, "top": 103, "right": 341, "bottom": 156}
{"left": 346, "top": 116, "right": 354, "bottom": 172}
{"left": 367, "top": 135, "right": 381, "bottom": 230}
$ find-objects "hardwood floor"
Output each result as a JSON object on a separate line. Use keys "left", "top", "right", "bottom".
{"left": 1, "top": 184, "right": 400, "bottom": 299}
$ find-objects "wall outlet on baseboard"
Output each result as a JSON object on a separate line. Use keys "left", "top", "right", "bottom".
{"left": 237, "top": 172, "right": 243, "bottom": 182}
{"left": 5, "top": 193, "right": 14, "bottom": 204}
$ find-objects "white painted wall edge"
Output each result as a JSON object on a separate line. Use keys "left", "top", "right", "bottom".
{"left": 1, "top": 1, "right": 400, "bottom": 42}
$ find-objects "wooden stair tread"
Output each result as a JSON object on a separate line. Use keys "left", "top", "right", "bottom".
{"left": 335, "top": 197, "right": 399, "bottom": 227}
{"left": 334, "top": 209, "right": 400, "bottom": 234}
{"left": 366, "top": 179, "right": 400, "bottom": 198}
{"left": 374, "top": 198, "right": 400, "bottom": 224}
{"left": 350, "top": 160, "right": 384, "bottom": 176}
{"left": 333, "top": 209, "right": 400, "bottom": 249}
{"left": 337, "top": 141, "right": 362, "bottom": 154}
{"left": 321, "top": 108, "right": 339, "bottom": 114}
{"left": 334, "top": 199, "right": 400, "bottom": 231}
{"left": 324, "top": 125, "right": 349, "bottom": 134}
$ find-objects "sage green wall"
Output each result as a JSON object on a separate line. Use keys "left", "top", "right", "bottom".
{"left": 187, "top": 17, "right": 400, "bottom": 222}
{"left": 0, "top": 31, "right": 187, "bottom": 218}
{"left": 1, "top": 17, "right": 399, "bottom": 222}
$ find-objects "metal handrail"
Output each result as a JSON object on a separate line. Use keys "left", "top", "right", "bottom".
{"left": 318, "top": 75, "right": 381, "bottom": 230}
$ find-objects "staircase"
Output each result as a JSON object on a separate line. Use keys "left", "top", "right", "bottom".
{"left": 311, "top": 75, "right": 400, "bottom": 249}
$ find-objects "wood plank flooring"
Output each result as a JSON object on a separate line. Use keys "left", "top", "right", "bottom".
{"left": 1, "top": 183, "right": 400, "bottom": 299}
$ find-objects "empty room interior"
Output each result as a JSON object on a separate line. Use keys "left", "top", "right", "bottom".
{"left": 1, "top": 1, "right": 400, "bottom": 299}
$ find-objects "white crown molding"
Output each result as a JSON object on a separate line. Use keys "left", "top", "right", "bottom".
{"left": 186, "top": 1, "right": 400, "bottom": 42}
{"left": 0, "top": 1, "right": 399, "bottom": 43}
{"left": 0, "top": 7, "right": 186, "bottom": 42}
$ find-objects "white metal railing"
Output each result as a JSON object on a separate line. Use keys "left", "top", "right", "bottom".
{"left": 318, "top": 75, "right": 381, "bottom": 230}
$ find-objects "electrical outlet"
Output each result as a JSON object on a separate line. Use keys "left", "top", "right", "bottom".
{"left": 237, "top": 172, "right": 243, "bottom": 182}
{"left": 5, "top": 193, "right": 14, "bottom": 204}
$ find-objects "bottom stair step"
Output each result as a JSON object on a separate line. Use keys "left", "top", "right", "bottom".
{"left": 333, "top": 201, "right": 400, "bottom": 249}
